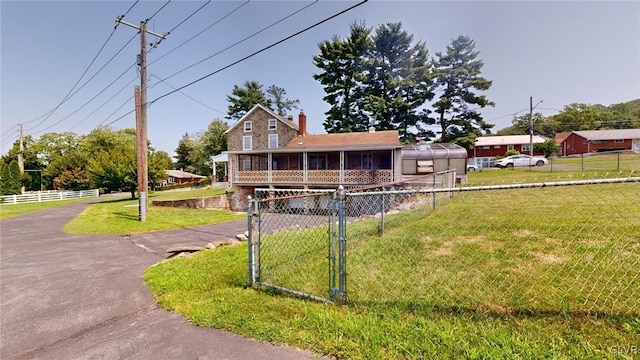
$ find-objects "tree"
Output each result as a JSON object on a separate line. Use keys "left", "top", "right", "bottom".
{"left": 496, "top": 112, "right": 556, "bottom": 138}
{"left": 1, "top": 161, "right": 22, "bottom": 195}
{"left": 174, "top": 133, "right": 198, "bottom": 172}
{"left": 314, "top": 21, "right": 372, "bottom": 133}
{"left": 226, "top": 81, "right": 270, "bottom": 121}
{"left": 266, "top": 85, "right": 300, "bottom": 116}
{"left": 534, "top": 139, "right": 561, "bottom": 157}
{"left": 366, "top": 22, "right": 435, "bottom": 141}
{"left": 432, "top": 35, "right": 494, "bottom": 147}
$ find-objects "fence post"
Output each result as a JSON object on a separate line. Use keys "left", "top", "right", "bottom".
{"left": 617, "top": 152, "right": 620, "bottom": 171}
{"left": 337, "top": 185, "right": 346, "bottom": 303}
{"left": 329, "top": 190, "right": 338, "bottom": 300}
{"left": 581, "top": 153, "right": 584, "bottom": 172}
{"left": 247, "top": 195, "right": 255, "bottom": 287}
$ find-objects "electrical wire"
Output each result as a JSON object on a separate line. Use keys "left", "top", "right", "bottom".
{"left": 147, "top": 0, "right": 171, "bottom": 22}
{"left": 156, "top": 0, "right": 319, "bottom": 83}
{"left": 151, "top": 0, "right": 211, "bottom": 48}
{"left": 30, "top": 63, "right": 137, "bottom": 135}
{"left": 149, "top": 74, "right": 225, "bottom": 114}
{"left": 19, "top": 1, "right": 139, "bottom": 130}
{"left": 105, "top": 0, "right": 367, "bottom": 127}
{"left": 148, "top": 1, "right": 249, "bottom": 67}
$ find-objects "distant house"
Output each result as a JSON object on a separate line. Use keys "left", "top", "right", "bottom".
{"left": 164, "top": 169, "right": 207, "bottom": 186}
{"left": 558, "top": 129, "right": 640, "bottom": 156}
{"left": 470, "top": 135, "right": 548, "bottom": 168}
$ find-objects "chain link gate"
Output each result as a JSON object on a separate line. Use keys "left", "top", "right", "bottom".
{"left": 247, "top": 189, "right": 346, "bottom": 303}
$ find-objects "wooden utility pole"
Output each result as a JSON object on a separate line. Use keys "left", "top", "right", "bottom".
{"left": 116, "top": 18, "right": 165, "bottom": 221}
{"left": 529, "top": 96, "right": 533, "bottom": 157}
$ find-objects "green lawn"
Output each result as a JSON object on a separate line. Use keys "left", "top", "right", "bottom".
{"left": 0, "top": 197, "right": 91, "bottom": 220}
{"left": 144, "top": 179, "right": 640, "bottom": 359}
{"left": 63, "top": 195, "right": 244, "bottom": 234}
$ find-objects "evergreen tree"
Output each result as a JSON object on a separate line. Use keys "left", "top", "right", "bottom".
{"left": 314, "top": 21, "right": 372, "bottom": 133}
{"left": 366, "top": 22, "right": 435, "bottom": 141}
{"left": 226, "top": 81, "right": 270, "bottom": 121}
{"left": 432, "top": 35, "right": 494, "bottom": 147}
{"left": 174, "top": 133, "right": 196, "bottom": 172}
{"left": 266, "top": 85, "right": 300, "bottom": 116}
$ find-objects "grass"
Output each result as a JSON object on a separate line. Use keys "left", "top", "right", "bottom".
{"left": 144, "top": 178, "right": 640, "bottom": 359}
{"left": 0, "top": 197, "right": 91, "bottom": 220}
{"left": 151, "top": 187, "right": 231, "bottom": 201}
{"left": 63, "top": 195, "right": 244, "bottom": 234}
{"left": 551, "top": 152, "right": 640, "bottom": 171}
{"left": 466, "top": 167, "right": 638, "bottom": 186}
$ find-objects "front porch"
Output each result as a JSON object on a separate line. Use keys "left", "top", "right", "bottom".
{"left": 230, "top": 150, "right": 399, "bottom": 186}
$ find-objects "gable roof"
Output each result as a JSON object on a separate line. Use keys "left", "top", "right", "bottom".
{"left": 166, "top": 170, "right": 207, "bottom": 179}
{"left": 555, "top": 132, "right": 572, "bottom": 145}
{"left": 572, "top": 129, "right": 640, "bottom": 141}
{"left": 475, "top": 135, "right": 548, "bottom": 147}
{"left": 284, "top": 130, "right": 402, "bottom": 151}
{"left": 224, "top": 104, "right": 298, "bottom": 134}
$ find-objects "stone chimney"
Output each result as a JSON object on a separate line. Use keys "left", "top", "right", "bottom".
{"left": 298, "top": 110, "right": 307, "bottom": 136}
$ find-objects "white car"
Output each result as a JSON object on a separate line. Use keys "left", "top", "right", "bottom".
{"left": 493, "top": 155, "right": 548, "bottom": 168}
{"left": 467, "top": 164, "right": 479, "bottom": 172}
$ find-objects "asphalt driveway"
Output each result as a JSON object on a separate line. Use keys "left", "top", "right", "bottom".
{"left": 0, "top": 199, "right": 322, "bottom": 359}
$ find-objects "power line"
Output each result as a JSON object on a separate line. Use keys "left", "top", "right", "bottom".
{"left": 104, "top": 0, "right": 367, "bottom": 128}
{"left": 156, "top": 0, "right": 319, "bottom": 83}
{"left": 151, "top": 0, "right": 211, "bottom": 48}
{"left": 19, "top": 1, "right": 139, "bottom": 129}
{"left": 149, "top": 74, "right": 225, "bottom": 114}
{"left": 29, "top": 63, "right": 137, "bottom": 135}
{"left": 148, "top": 1, "right": 250, "bottom": 67}
{"left": 147, "top": 0, "right": 171, "bottom": 21}
{"left": 149, "top": 0, "right": 366, "bottom": 106}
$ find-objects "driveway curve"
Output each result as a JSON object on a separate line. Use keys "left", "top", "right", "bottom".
{"left": 1, "top": 198, "right": 322, "bottom": 359}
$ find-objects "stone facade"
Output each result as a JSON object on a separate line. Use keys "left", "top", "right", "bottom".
{"left": 152, "top": 194, "right": 232, "bottom": 210}
{"left": 226, "top": 105, "right": 300, "bottom": 152}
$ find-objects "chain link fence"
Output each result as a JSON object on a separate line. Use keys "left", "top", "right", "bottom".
{"left": 249, "top": 175, "right": 640, "bottom": 315}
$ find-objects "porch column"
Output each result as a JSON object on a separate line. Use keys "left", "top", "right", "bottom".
{"left": 303, "top": 152, "right": 308, "bottom": 184}
{"left": 339, "top": 151, "right": 344, "bottom": 184}
{"left": 268, "top": 153, "right": 273, "bottom": 183}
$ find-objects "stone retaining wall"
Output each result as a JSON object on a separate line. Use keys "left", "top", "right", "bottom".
{"left": 152, "top": 194, "right": 231, "bottom": 210}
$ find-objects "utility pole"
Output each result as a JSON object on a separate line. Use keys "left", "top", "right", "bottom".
{"left": 116, "top": 18, "right": 166, "bottom": 221}
{"left": 18, "top": 124, "right": 25, "bottom": 194}
{"left": 529, "top": 96, "right": 533, "bottom": 157}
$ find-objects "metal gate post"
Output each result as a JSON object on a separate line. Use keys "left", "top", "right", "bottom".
{"left": 247, "top": 195, "right": 260, "bottom": 286}
{"left": 337, "top": 185, "right": 346, "bottom": 303}
{"left": 329, "top": 191, "right": 338, "bottom": 301}
{"left": 247, "top": 195, "right": 254, "bottom": 286}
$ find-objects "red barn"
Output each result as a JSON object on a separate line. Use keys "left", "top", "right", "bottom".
{"left": 559, "top": 129, "right": 640, "bottom": 156}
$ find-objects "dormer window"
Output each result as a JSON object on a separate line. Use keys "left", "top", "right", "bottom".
{"left": 268, "top": 119, "right": 277, "bottom": 130}
{"left": 244, "top": 121, "right": 252, "bottom": 132}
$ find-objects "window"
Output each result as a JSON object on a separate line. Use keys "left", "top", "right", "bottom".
{"left": 614, "top": 139, "right": 624, "bottom": 144}
{"left": 481, "top": 145, "right": 490, "bottom": 149}
{"left": 507, "top": 145, "right": 515, "bottom": 151}
{"left": 493, "top": 145, "right": 501, "bottom": 149}
{"left": 268, "top": 119, "right": 277, "bottom": 130}
{"left": 593, "top": 140, "right": 606, "bottom": 144}
{"left": 521, "top": 144, "right": 531, "bottom": 152}
{"left": 242, "top": 160, "right": 251, "bottom": 171}
{"left": 308, "top": 154, "right": 327, "bottom": 170}
{"left": 243, "top": 135, "right": 252, "bottom": 150}
{"left": 268, "top": 134, "right": 278, "bottom": 149}
{"left": 361, "top": 153, "right": 373, "bottom": 170}
{"left": 244, "top": 121, "right": 252, "bottom": 132}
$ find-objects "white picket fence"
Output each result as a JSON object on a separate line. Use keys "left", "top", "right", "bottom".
{"left": 0, "top": 189, "right": 99, "bottom": 205}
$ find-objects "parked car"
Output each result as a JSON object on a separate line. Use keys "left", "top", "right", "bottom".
{"left": 493, "top": 155, "right": 548, "bottom": 168}
{"left": 467, "top": 164, "right": 478, "bottom": 172}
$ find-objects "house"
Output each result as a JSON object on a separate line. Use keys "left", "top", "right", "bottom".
{"left": 225, "top": 105, "right": 404, "bottom": 208}
{"left": 558, "top": 129, "right": 640, "bottom": 156}
{"left": 470, "top": 135, "right": 548, "bottom": 168}
{"left": 163, "top": 169, "right": 207, "bottom": 186}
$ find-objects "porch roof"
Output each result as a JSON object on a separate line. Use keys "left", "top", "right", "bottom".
{"left": 285, "top": 130, "right": 401, "bottom": 149}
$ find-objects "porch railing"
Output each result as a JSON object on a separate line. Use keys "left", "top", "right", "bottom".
{"left": 236, "top": 169, "right": 394, "bottom": 185}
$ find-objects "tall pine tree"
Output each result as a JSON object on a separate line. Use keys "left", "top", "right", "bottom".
{"left": 366, "top": 22, "right": 434, "bottom": 141}
{"left": 432, "top": 35, "right": 494, "bottom": 148}
{"left": 314, "top": 21, "right": 372, "bottom": 133}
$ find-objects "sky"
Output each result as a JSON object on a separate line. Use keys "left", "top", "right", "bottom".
{"left": 2, "top": 0, "right": 639, "bottom": 157}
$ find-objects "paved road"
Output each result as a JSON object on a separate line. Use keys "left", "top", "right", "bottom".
{"left": 0, "top": 198, "right": 322, "bottom": 359}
